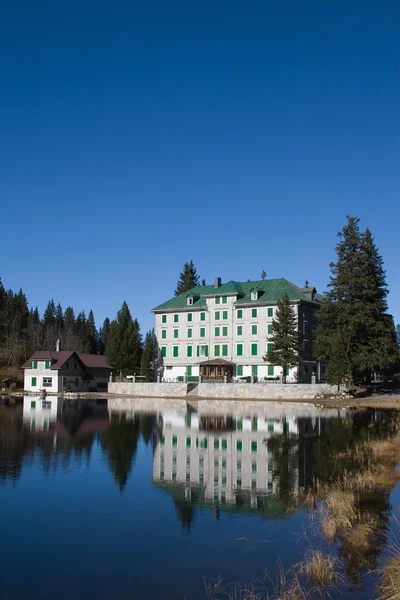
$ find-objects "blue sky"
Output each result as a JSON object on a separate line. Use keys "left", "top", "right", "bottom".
{"left": 1, "top": 0, "right": 399, "bottom": 334}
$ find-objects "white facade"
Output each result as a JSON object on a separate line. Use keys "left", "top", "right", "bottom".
{"left": 22, "top": 395, "right": 62, "bottom": 431}
{"left": 23, "top": 356, "right": 110, "bottom": 393}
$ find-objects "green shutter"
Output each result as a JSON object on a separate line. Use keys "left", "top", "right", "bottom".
{"left": 251, "top": 325, "right": 257, "bottom": 335}
{"left": 205, "top": 345, "right": 208, "bottom": 357}
{"left": 161, "top": 330, "right": 166, "bottom": 339}
{"left": 237, "top": 365, "right": 243, "bottom": 376}
{"left": 215, "top": 296, "right": 220, "bottom": 304}
{"left": 252, "top": 418, "right": 258, "bottom": 431}
{"left": 252, "top": 365, "right": 258, "bottom": 376}
{"left": 161, "top": 346, "right": 166, "bottom": 358}
{"left": 200, "top": 327, "right": 205, "bottom": 337}
{"left": 174, "top": 329, "right": 178, "bottom": 338}
{"left": 237, "top": 325, "right": 242, "bottom": 335}
{"left": 237, "top": 419, "right": 243, "bottom": 430}
{"left": 187, "top": 366, "right": 192, "bottom": 376}
{"left": 268, "top": 307, "right": 273, "bottom": 317}
{"left": 197, "top": 345, "right": 200, "bottom": 357}
{"left": 162, "top": 315, "right": 167, "bottom": 323}
{"left": 200, "top": 312, "right": 205, "bottom": 321}
{"left": 214, "top": 345, "right": 220, "bottom": 357}
{"left": 236, "top": 344, "right": 243, "bottom": 356}
{"left": 251, "top": 343, "right": 258, "bottom": 356}
{"left": 187, "top": 346, "right": 192, "bottom": 357}
{"left": 173, "top": 346, "right": 179, "bottom": 357}
{"left": 268, "top": 365, "right": 274, "bottom": 376}
{"left": 222, "top": 296, "right": 227, "bottom": 304}
{"left": 32, "top": 360, "right": 38, "bottom": 369}
{"left": 223, "top": 310, "right": 228, "bottom": 320}
{"left": 286, "top": 367, "right": 290, "bottom": 376}
{"left": 252, "top": 308, "right": 257, "bottom": 318}
{"left": 236, "top": 440, "right": 243, "bottom": 451}
{"left": 172, "top": 435, "right": 177, "bottom": 446}
{"left": 214, "top": 327, "right": 220, "bottom": 336}
{"left": 222, "top": 326, "right": 228, "bottom": 336}
{"left": 187, "top": 328, "right": 192, "bottom": 338}
{"left": 187, "top": 313, "right": 192, "bottom": 322}
{"left": 215, "top": 311, "right": 220, "bottom": 320}
{"left": 31, "top": 377, "right": 37, "bottom": 386}
{"left": 268, "top": 423, "right": 274, "bottom": 432}
{"left": 222, "top": 344, "right": 228, "bottom": 357}
{"left": 222, "top": 439, "right": 227, "bottom": 450}
{"left": 251, "top": 441, "right": 258, "bottom": 453}
{"left": 268, "top": 324, "right": 273, "bottom": 335}
{"left": 174, "top": 314, "right": 179, "bottom": 323}
{"left": 268, "top": 343, "right": 273, "bottom": 352}
{"left": 214, "top": 438, "right": 219, "bottom": 449}
{"left": 237, "top": 309, "right": 242, "bottom": 318}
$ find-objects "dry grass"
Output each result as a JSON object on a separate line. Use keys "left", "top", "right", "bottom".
{"left": 342, "top": 521, "right": 377, "bottom": 550}
{"left": 298, "top": 550, "right": 342, "bottom": 587}
{"left": 380, "top": 547, "right": 400, "bottom": 600}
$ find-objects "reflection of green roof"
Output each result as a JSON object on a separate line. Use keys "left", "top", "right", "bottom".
{"left": 152, "top": 278, "right": 323, "bottom": 312}
{"left": 153, "top": 480, "right": 292, "bottom": 519}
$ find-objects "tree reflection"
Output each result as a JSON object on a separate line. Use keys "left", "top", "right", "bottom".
{"left": 101, "top": 417, "right": 141, "bottom": 492}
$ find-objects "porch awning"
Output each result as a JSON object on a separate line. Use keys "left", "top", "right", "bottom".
{"left": 198, "top": 358, "right": 235, "bottom": 367}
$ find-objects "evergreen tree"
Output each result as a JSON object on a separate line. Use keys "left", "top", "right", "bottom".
{"left": 42, "top": 299, "right": 57, "bottom": 349}
{"left": 106, "top": 302, "right": 142, "bottom": 379}
{"left": 315, "top": 216, "right": 397, "bottom": 379}
{"left": 75, "top": 311, "right": 90, "bottom": 353}
{"left": 86, "top": 310, "right": 98, "bottom": 354}
{"left": 174, "top": 260, "right": 200, "bottom": 295}
{"left": 263, "top": 294, "right": 300, "bottom": 383}
{"left": 141, "top": 329, "right": 157, "bottom": 381}
{"left": 101, "top": 417, "right": 141, "bottom": 492}
{"left": 55, "top": 303, "right": 64, "bottom": 339}
{"left": 61, "top": 306, "right": 77, "bottom": 350}
{"left": 396, "top": 324, "right": 400, "bottom": 349}
{"left": 261, "top": 270, "right": 267, "bottom": 280}
{"left": 98, "top": 317, "right": 111, "bottom": 355}
{"left": 325, "top": 335, "right": 352, "bottom": 390}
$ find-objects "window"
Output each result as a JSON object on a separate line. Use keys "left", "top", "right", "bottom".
{"left": 222, "top": 326, "right": 228, "bottom": 336}
{"left": 252, "top": 308, "right": 257, "bottom": 318}
{"left": 187, "top": 313, "right": 192, "bottom": 322}
{"left": 32, "top": 360, "right": 38, "bottom": 369}
{"left": 31, "top": 400, "right": 36, "bottom": 409}
{"left": 267, "top": 324, "right": 273, "bottom": 335}
{"left": 223, "top": 310, "right": 228, "bottom": 320}
{"left": 267, "top": 343, "right": 273, "bottom": 352}
{"left": 222, "top": 439, "right": 227, "bottom": 450}
{"left": 268, "top": 365, "right": 274, "bottom": 376}
{"left": 199, "top": 345, "right": 208, "bottom": 357}
{"left": 251, "top": 441, "right": 258, "bottom": 453}
{"left": 187, "top": 346, "right": 193, "bottom": 357}
{"left": 304, "top": 307, "right": 308, "bottom": 317}
{"left": 215, "top": 311, "right": 220, "bottom": 320}
{"left": 187, "top": 297, "right": 193, "bottom": 306}
{"left": 162, "top": 315, "right": 167, "bottom": 323}
{"left": 252, "top": 366, "right": 258, "bottom": 376}
{"left": 237, "top": 325, "right": 243, "bottom": 336}
{"left": 45, "top": 360, "right": 51, "bottom": 369}
{"left": 187, "top": 328, "right": 192, "bottom": 338}
{"left": 303, "top": 322, "right": 308, "bottom": 335}
{"left": 200, "top": 327, "right": 206, "bottom": 337}
{"left": 236, "top": 459, "right": 242, "bottom": 472}
{"left": 66, "top": 361, "right": 70, "bottom": 370}
{"left": 222, "top": 344, "right": 228, "bottom": 357}
{"left": 268, "top": 423, "right": 274, "bottom": 432}
{"left": 237, "top": 365, "right": 243, "bottom": 376}
{"left": 214, "top": 438, "right": 219, "bottom": 450}
{"left": 236, "top": 343, "right": 243, "bottom": 356}
{"left": 215, "top": 297, "right": 220, "bottom": 304}
{"left": 251, "top": 324, "right": 257, "bottom": 335}
{"left": 174, "top": 314, "right": 179, "bottom": 323}
{"left": 173, "top": 346, "right": 179, "bottom": 358}
{"left": 187, "top": 366, "right": 192, "bottom": 377}
{"left": 161, "top": 330, "right": 166, "bottom": 339}
{"left": 31, "top": 377, "right": 37, "bottom": 387}
{"left": 237, "top": 419, "right": 243, "bottom": 430}
{"left": 214, "top": 345, "right": 220, "bottom": 357}
{"left": 172, "top": 435, "right": 178, "bottom": 447}
{"left": 267, "top": 307, "right": 273, "bottom": 317}
{"left": 236, "top": 478, "right": 242, "bottom": 489}
{"left": 161, "top": 346, "right": 166, "bottom": 358}
{"left": 252, "top": 462, "right": 257, "bottom": 473}
{"left": 186, "top": 437, "right": 191, "bottom": 448}
{"left": 200, "top": 312, "right": 206, "bottom": 321}
{"left": 236, "top": 440, "right": 243, "bottom": 452}
{"left": 42, "top": 378, "right": 52, "bottom": 387}
{"left": 237, "top": 309, "right": 243, "bottom": 319}
{"left": 160, "top": 435, "right": 165, "bottom": 446}
{"left": 251, "top": 343, "right": 258, "bottom": 356}
{"left": 214, "top": 326, "right": 220, "bottom": 336}
{"left": 222, "top": 296, "right": 227, "bottom": 304}
{"left": 252, "top": 418, "right": 257, "bottom": 431}
{"left": 251, "top": 290, "right": 258, "bottom": 301}
{"left": 174, "top": 329, "right": 179, "bottom": 338}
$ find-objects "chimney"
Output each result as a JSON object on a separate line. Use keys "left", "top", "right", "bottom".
{"left": 56, "top": 339, "right": 60, "bottom": 352}
{"left": 214, "top": 277, "right": 221, "bottom": 288}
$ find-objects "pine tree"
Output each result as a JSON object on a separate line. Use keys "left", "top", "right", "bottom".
{"left": 98, "top": 317, "right": 111, "bottom": 355}
{"left": 42, "top": 299, "right": 57, "bottom": 349}
{"left": 315, "top": 216, "right": 397, "bottom": 379}
{"left": 396, "top": 324, "right": 400, "bottom": 349}
{"left": 175, "top": 260, "right": 200, "bottom": 295}
{"left": 325, "top": 335, "right": 351, "bottom": 390}
{"left": 263, "top": 294, "right": 300, "bottom": 383}
{"left": 86, "top": 310, "right": 98, "bottom": 354}
{"left": 105, "top": 302, "right": 142, "bottom": 379}
{"left": 55, "top": 303, "right": 64, "bottom": 339}
{"left": 261, "top": 270, "right": 267, "bottom": 280}
{"left": 141, "top": 329, "right": 157, "bottom": 381}
{"left": 61, "top": 306, "right": 77, "bottom": 350}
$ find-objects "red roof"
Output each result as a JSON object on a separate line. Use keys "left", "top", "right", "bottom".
{"left": 21, "top": 351, "right": 111, "bottom": 370}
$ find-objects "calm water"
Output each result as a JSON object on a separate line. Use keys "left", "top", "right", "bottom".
{"left": 0, "top": 395, "right": 399, "bottom": 600}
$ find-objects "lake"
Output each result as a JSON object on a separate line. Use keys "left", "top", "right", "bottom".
{"left": 0, "top": 395, "right": 399, "bottom": 600}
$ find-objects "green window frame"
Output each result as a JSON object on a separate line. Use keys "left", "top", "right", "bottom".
{"left": 214, "top": 326, "right": 220, "bottom": 336}
{"left": 236, "top": 343, "right": 243, "bottom": 356}
{"left": 268, "top": 423, "right": 274, "bottom": 432}
{"left": 200, "top": 327, "right": 206, "bottom": 337}
{"left": 174, "top": 329, "right": 179, "bottom": 338}
{"left": 215, "top": 296, "right": 220, "bottom": 304}
{"left": 252, "top": 365, "right": 258, "bottom": 376}
{"left": 237, "top": 309, "right": 242, "bottom": 319}
{"left": 187, "top": 328, "right": 192, "bottom": 338}
{"left": 187, "top": 313, "right": 192, "bottom": 322}
{"left": 222, "top": 344, "right": 228, "bottom": 357}
{"left": 172, "top": 435, "right": 178, "bottom": 447}
{"left": 214, "top": 438, "right": 219, "bottom": 449}
{"left": 186, "top": 437, "right": 191, "bottom": 448}
{"left": 215, "top": 311, "right": 220, "bottom": 320}
{"left": 237, "top": 419, "right": 243, "bottom": 430}
{"left": 161, "top": 346, "right": 166, "bottom": 358}
{"left": 237, "top": 365, "right": 243, "bottom": 377}
{"left": 251, "top": 441, "right": 258, "bottom": 453}
{"left": 45, "top": 360, "right": 51, "bottom": 369}
{"left": 222, "top": 296, "right": 227, "bottom": 304}
{"left": 222, "top": 326, "right": 228, "bottom": 336}
{"left": 222, "top": 310, "right": 228, "bottom": 320}
{"left": 173, "top": 346, "right": 179, "bottom": 358}
{"left": 200, "top": 312, "right": 206, "bottom": 321}
{"left": 222, "top": 439, "right": 227, "bottom": 450}
{"left": 32, "top": 360, "right": 38, "bottom": 369}
{"left": 162, "top": 315, "right": 167, "bottom": 323}
{"left": 31, "top": 377, "right": 37, "bottom": 386}
{"left": 214, "top": 345, "right": 220, "bottom": 357}
{"left": 236, "top": 440, "right": 243, "bottom": 452}
{"left": 268, "top": 365, "right": 274, "bottom": 376}
{"left": 268, "top": 324, "right": 273, "bottom": 335}
{"left": 252, "top": 308, "right": 257, "bottom": 318}
{"left": 187, "top": 346, "right": 193, "bottom": 357}
{"left": 174, "top": 314, "right": 179, "bottom": 323}
{"left": 31, "top": 400, "right": 36, "bottom": 409}
{"left": 161, "top": 330, "right": 166, "bottom": 339}
{"left": 251, "top": 324, "right": 257, "bottom": 335}
{"left": 187, "top": 366, "right": 192, "bottom": 376}
{"left": 267, "top": 307, "right": 273, "bottom": 317}
{"left": 267, "top": 343, "right": 273, "bottom": 352}
{"left": 237, "top": 325, "right": 242, "bottom": 335}
{"left": 251, "top": 343, "right": 258, "bottom": 356}
{"left": 252, "top": 418, "right": 258, "bottom": 431}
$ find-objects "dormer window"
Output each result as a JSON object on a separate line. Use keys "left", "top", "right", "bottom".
{"left": 250, "top": 288, "right": 259, "bottom": 301}
{"left": 187, "top": 297, "right": 193, "bottom": 306}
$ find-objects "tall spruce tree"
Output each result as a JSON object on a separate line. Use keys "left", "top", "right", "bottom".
{"left": 325, "top": 334, "right": 352, "bottom": 390}
{"left": 315, "top": 216, "right": 397, "bottom": 380}
{"left": 86, "top": 310, "right": 98, "bottom": 354}
{"left": 98, "top": 317, "right": 111, "bottom": 355}
{"left": 174, "top": 260, "right": 200, "bottom": 295}
{"left": 263, "top": 294, "right": 300, "bottom": 383}
{"left": 105, "top": 302, "right": 142, "bottom": 379}
{"left": 396, "top": 324, "right": 400, "bottom": 349}
{"left": 141, "top": 329, "right": 157, "bottom": 381}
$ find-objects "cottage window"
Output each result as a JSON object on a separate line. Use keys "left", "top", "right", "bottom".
{"left": 66, "top": 361, "right": 70, "bottom": 370}
{"left": 42, "top": 378, "right": 52, "bottom": 387}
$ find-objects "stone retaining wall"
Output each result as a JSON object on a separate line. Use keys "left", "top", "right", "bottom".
{"left": 108, "top": 382, "right": 189, "bottom": 397}
{"left": 196, "top": 382, "right": 338, "bottom": 400}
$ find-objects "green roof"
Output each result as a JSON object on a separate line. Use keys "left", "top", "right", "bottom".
{"left": 152, "top": 278, "right": 322, "bottom": 312}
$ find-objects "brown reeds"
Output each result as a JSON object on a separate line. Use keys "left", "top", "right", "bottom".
{"left": 380, "top": 546, "right": 400, "bottom": 600}
{"left": 298, "top": 550, "right": 342, "bottom": 587}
